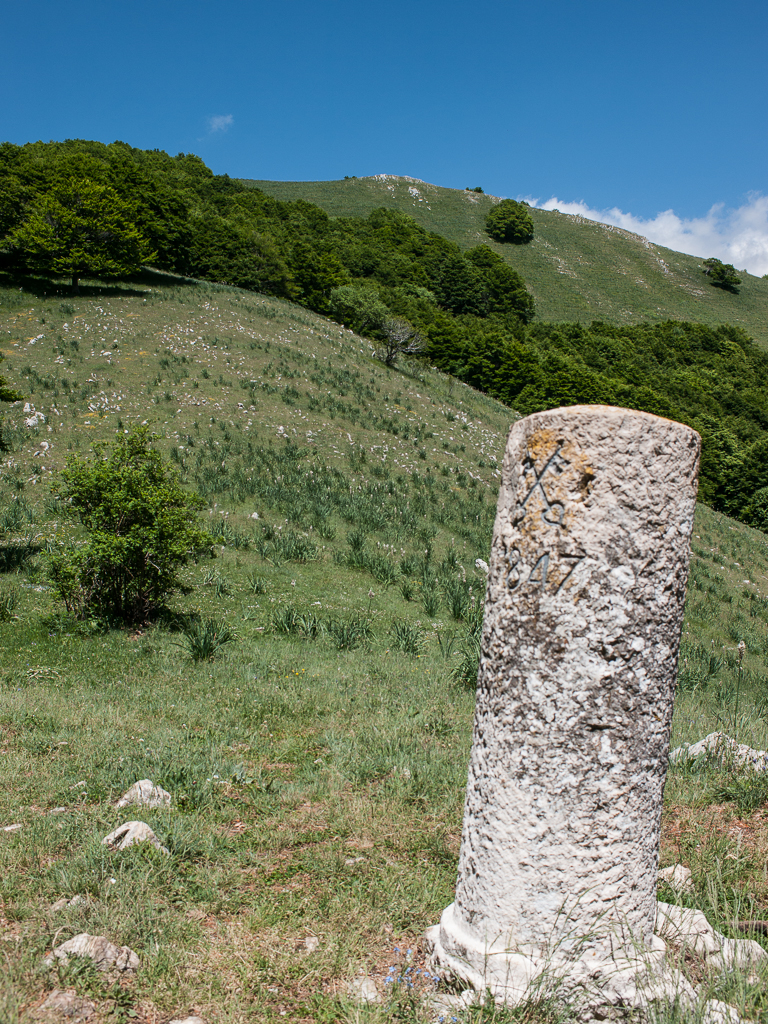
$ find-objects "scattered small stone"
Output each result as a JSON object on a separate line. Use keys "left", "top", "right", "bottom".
{"left": 168, "top": 1017, "right": 205, "bottom": 1024}
{"left": 658, "top": 863, "right": 694, "bottom": 895}
{"left": 102, "top": 821, "right": 169, "bottom": 855}
{"left": 51, "top": 895, "right": 83, "bottom": 912}
{"left": 304, "top": 935, "right": 319, "bottom": 952}
{"left": 347, "top": 976, "right": 379, "bottom": 1003}
{"left": 1, "top": 823, "right": 22, "bottom": 832}
{"left": 669, "top": 732, "right": 768, "bottom": 771}
{"left": 48, "top": 807, "right": 67, "bottom": 815}
{"left": 427, "top": 990, "right": 477, "bottom": 1016}
{"left": 116, "top": 779, "right": 171, "bottom": 809}
{"left": 34, "top": 988, "right": 95, "bottom": 1021}
{"left": 45, "top": 933, "right": 139, "bottom": 973}
{"left": 344, "top": 856, "right": 364, "bottom": 866}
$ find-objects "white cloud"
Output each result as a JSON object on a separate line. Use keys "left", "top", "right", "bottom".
{"left": 207, "top": 114, "right": 234, "bottom": 134}
{"left": 522, "top": 193, "right": 768, "bottom": 277}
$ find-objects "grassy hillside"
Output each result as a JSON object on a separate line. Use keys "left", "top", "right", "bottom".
{"left": 245, "top": 175, "right": 768, "bottom": 348}
{"left": 2, "top": 273, "right": 768, "bottom": 1021}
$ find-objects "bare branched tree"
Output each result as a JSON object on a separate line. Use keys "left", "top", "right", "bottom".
{"left": 376, "top": 317, "right": 424, "bottom": 367}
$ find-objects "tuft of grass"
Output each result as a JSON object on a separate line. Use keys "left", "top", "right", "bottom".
{"left": 176, "top": 616, "right": 239, "bottom": 661}
{"left": 388, "top": 618, "right": 425, "bottom": 655}
{"left": 325, "top": 613, "right": 374, "bottom": 650}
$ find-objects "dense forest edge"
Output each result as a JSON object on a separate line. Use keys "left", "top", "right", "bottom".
{"left": 2, "top": 139, "right": 768, "bottom": 531}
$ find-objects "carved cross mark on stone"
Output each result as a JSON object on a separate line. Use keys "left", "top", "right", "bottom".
{"left": 518, "top": 442, "right": 570, "bottom": 528}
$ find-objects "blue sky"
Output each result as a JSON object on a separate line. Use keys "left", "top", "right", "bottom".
{"left": 5, "top": 0, "right": 768, "bottom": 271}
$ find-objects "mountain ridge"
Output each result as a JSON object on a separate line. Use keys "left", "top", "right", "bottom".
{"left": 243, "top": 174, "right": 768, "bottom": 347}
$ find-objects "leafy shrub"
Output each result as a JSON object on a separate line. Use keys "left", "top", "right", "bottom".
{"left": 485, "top": 199, "right": 534, "bottom": 244}
{"left": 328, "top": 283, "right": 389, "bottom": 335}
{"left": 703, "top": 257, "right": 741, "bottom": 293}
{"left": 47, "top": 428, "right": 211, "bottom": 625}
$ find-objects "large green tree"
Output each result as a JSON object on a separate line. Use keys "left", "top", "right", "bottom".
{"left": 9, "top": 178, "right": 156, "bottom": 292}
{"left": 485, "top": 199, "right": 534, "bottom": 244}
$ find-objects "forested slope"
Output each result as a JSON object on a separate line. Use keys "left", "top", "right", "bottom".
{"left": 247, "top": 175, "right": 768, "bottom": 347}
{"left": 4, "top": 142, "right": 768, "bottom": 529}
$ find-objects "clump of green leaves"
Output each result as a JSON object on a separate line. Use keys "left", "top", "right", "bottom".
{"left": 703, "top": 257, "right": 741, "bottom": 293}
{"left": 48, "top": 427, "right": 211, "bottom": 625}
{"left": 9, "top": 178, "right": 156, "bottom": 293}
{"left": 485, "top": 198, "right": 534, "bottom": 244}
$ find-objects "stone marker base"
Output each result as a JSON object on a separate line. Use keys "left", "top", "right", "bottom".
{"left": 425, "top": 901, "right": 767, "bottom": 1023}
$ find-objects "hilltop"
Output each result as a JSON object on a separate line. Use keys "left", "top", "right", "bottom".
{"left": 245, "top": 174, "right": 768, "bottom": 348}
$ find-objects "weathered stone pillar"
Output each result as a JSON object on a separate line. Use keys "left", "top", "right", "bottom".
{"left": 427, "top": 405, "right": 700, "bottom": 1001}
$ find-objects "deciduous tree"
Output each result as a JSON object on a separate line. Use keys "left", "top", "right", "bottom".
{"left": 485, "top": 199, "right": 534, "bottom": 244}
{"left": 10, "top": 178, "right": 155, "bottom": 292}
{"left": 703, "top": 257, "right": 741, "bottom": 293}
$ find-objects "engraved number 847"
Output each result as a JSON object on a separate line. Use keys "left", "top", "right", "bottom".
{"left": 506, "top": 547, "right": 584, "bottom": 594}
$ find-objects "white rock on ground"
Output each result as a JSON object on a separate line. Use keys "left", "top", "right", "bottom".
{"left": 168, "top": 1017, "right": 205, "bottom": 1024}
{"left": 44, "top": 933, "right": 139, "bottom": 973}
{"left": 702, "top": 1000, "right": 744, "bottom": 1024}
{"left": 669, "top": 731, "right": 768, "bottom": 771}
{"left": 658, "top": 863, "right": 695, "bottom": 895}
{"left": 33, "top": 989, "right": 95, "bottom": 1021}
{"left": 116, "top": 779, "right": 171, "bottom": 809}
{"left": 102, "top": 821, "right": 169, "bottom": 854}
{"left": 656, "top": 902, "right": 768, "bottom": 970}
{"left": 347, "top": 976, "right": 379, "bottom": 1003}
{"left": 50, "top": 894, "right": 84, "bottom": 912}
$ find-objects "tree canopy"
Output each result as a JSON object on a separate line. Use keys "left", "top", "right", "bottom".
{"left": 484, "top": 199, "right": 534, "bottom": 244}
{"left": 0, "top": 140, "right": 536, "bottom": 328}
{"left": 703, "top": 257, "right": 741, "bottom": 293}
{"left": 9, "top": 178, "right": 156, "bottom": 292}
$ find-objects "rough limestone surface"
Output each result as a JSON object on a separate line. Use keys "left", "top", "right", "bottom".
{"left": 116, "top": 779, "right": 172, "bottom": 809}
{"left": 102, "top": 820, "right": 169, "bottom": 855}
{"left": 657, "top": 863, "right": 694, "bottom": 895}
{"left": 33, "top": 989, "right": 95, "bottom": 1021}
{"left": 669, "top": 731, "right": 768, "bottom": 772}
{"left": 45, "top": 933, "right": 140, "bottom": 973}
{"left": 656, "top": 902, "right": 768, "bottom": 971}
{"left": 347, "top": 976, "right": 379, "bottom": 1003}
{"left": 426, "top": 406, "right": 701, "bottom": 1003}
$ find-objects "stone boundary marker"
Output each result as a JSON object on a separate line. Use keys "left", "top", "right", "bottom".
{"left": 426, "top": 406, "right": 704, "bottom": 1009}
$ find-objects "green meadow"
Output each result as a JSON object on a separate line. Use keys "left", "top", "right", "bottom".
{"left": 247, "top": 175, "right": 768, "bottom": 348}
{"left": 1, "top": 273, "right": 768, "bottom": 1022}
